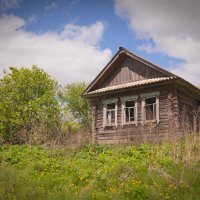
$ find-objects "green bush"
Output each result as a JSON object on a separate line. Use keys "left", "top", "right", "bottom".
{"left": 0, "top": 66, "right": 60, "bottom": 144}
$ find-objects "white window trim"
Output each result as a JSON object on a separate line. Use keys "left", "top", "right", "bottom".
{"left": 120, "top": 95, "right": 138, "bottom": 127}
{"left": 102, "top": 98, "right": 118, "bottom": 128}
{"left": 141, "top": 92, "right": 160, "bottom": 124}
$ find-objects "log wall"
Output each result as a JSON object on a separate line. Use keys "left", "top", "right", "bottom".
{"left": 177, "top": 89, "right": 200, "bottom": 134}
{"left": 91, "top": 86, "right": 181, "bottom": 144}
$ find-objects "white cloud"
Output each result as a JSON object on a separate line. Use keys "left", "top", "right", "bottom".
{"left": 114, "top": 0, "right": 200, "bottom": 84}
{"left": 61, "top": 22, "right": 105, "bottom": 46}
{"left": 44, "top": 1, "right": 57, "bottom": 11}
{"left": 0, "top": 15, "right": 112, "bottom": 84}
{"left": 0, "top": 0, "right": 20, "bottom": 10}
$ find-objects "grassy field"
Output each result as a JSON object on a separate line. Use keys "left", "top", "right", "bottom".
{"left": 0, "top": 135, "right": 200, "bottom": 200}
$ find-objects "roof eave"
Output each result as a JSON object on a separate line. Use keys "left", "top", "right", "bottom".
{"left": 83, "top": 78, "right": 177, "bottom": 98}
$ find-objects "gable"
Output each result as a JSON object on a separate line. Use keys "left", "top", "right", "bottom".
{"left": 100, "top": 56, "right": 167, "bottom": 88}
{"left": 84, "top": 47, "right": 176, "bottom": 95}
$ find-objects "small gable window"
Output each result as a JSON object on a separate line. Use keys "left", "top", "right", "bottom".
{"left": 103, "top": 98, "right": 118, "bottom": 127}
{"left": 141, "top": 92, "right": 160, "bottom": 124}
{"left": 121, "top": 95, "right": 138, "bottom": 126}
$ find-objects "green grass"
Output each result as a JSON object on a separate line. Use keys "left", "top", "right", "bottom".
{"left": 0, "top": 136, "right": 200, "bottom": 200}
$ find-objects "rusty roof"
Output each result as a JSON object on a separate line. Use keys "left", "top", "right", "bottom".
{"left": 84, "top": 77, "right": 175, "bottom": 96}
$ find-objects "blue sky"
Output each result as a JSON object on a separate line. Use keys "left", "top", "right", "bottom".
{"left": 0, "top": 0, "right": 199, "bottom": 84}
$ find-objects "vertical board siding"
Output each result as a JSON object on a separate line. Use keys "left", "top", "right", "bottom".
{"left": 102, "top": 58, "right": 166, "bottom": 88}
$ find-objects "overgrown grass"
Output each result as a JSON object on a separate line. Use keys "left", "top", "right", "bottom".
{"left": 0, "top": 134, "right": 200, "bottom": 200}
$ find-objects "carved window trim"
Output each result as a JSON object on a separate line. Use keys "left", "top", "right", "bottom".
{"left": 141, "top": 92, "right": 160, "bottom": 124}
{"left": 102, "top": 98, "right": 118, "bottom": 127}
{"left": 121, "top": 95, "right": 138, "bottom": 126}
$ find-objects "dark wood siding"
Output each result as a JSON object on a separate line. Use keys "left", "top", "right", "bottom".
{"left": 90, "top": 85, "right": 181, "bottom": 144}
{"left": 101, "top": 57, "right": 166, "bottom": 88}
{"left": 177, "top": 90, "right": 200, "bottom": 134}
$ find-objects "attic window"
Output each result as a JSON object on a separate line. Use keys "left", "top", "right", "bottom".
{"left": 102, "top": 98, "right": 118, "bottom": 127}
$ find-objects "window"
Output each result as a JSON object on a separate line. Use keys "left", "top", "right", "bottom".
{"left": 103, "top": 98, "right": 118, "bottom": 127}
{"left": 124, "top": 101, "right": 135, "bottom": 123}
{"left": 106, "top": 103, "right": 116, "bottom": 124}
{"left": 144, "top": 97, "right": 156, "bottom": 120}
{"left": 141, "top": 92, "right": 160, "bottom": 124}
{"left": 121, "top": 95, "right": 138, "bottom": 126}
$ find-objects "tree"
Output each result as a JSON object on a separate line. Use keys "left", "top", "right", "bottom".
{"left": 60, "top": 82, "right": 91, "bottom": 132}
{"left": 0, "top": 66, "right": 60, "bottom": 143}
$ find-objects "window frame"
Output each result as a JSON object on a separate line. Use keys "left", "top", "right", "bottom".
{"left": 102, "top": 98, "right": 118, "bottom": 127}
{"left": 141, "top": 92, "right": 160, "bottom": 124}
{"left": 121, "top": 95, "right": 138, "bottom": 126}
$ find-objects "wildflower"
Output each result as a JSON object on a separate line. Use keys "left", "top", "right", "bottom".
{"left": 109, "top": 187, "right": 116, "bottom": 193}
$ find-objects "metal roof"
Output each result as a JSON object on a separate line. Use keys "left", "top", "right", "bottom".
{"left": 85, "top": 77, "right": 175, "bottom": 96}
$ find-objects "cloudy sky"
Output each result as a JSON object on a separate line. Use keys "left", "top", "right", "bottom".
{"left": 0, "top": 0, "right": 199, "bottom": 85}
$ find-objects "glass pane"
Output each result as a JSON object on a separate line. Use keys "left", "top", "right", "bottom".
{"left": 106, "top": 110, "right": 115, "bottom": 124}
{"left": 125, "top": 108, "right": 129, "bottom": 122}
{"left": 145, "top": 97, "right": 156, "bottom": 105}
{"left": 130, "top": 107, "right": 135, "bottom": 121}
{"left": 106, "top": 111, "right": 111, "bottom": 124}
{"left": 111, "top": 110, "right": 115, "bottom": 123}
{"left": 145, "top": 105, "right": 154, "bottom": 120}
{"left": 107, "top": 103, "right": 115, "bottom": 109}
{"left": 125, "top": 107, "right": 135, "bottom": 122}
{"left": 125, "top": 101, "right": 135, "bottom": 107}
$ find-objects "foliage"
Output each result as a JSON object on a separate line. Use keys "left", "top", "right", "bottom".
{"left": 0, "top": 66, "right": 60, "bottom": 143}
{"left": 0, "top": 135, "right": 200, "bottom": 200}
{"left": 60, "top": 82, "right": 91, "bottom": 131}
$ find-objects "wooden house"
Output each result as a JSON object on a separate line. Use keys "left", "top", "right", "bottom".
{"left": 83, "top": 47, "right": 200, "bottom": 144}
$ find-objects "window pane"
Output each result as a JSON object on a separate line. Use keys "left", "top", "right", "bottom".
{"left": 125, "top": 107, "right": 135, "bottom": 122}
{"left": 125, "top": 101, "right": 135, "bottom": 107}
{"left": 106, "top": 110, "right": 115, "bottom": 124}
{"left": 111, "top": 110, "right": 115, "bottom": 123}
{"left": 107, "top": 103, "right": 115, "bottom": 109}
{"left": 124, "top": 100, "right": 135, "bottom": 123}
{"left": 145, "top": 104, "right": 156, "bottom": 120}
{"left": 145, "top": 105, "right": 153, "bottom": 120}
{"left": 130, "top": 107, "right": 135, "bottom": 121}
{"left": 145, "top": 97, "right": 156, "bottom": 105}
{"left": 125, "top": 108, "right": 129, "bottom": 122}
{"left": 106, "top": 111, "right": 110, "bottom": 124}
